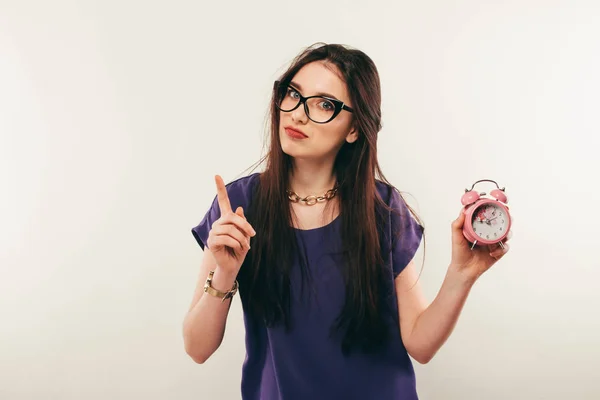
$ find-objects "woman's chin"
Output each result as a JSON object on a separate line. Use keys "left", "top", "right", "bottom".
{"left": 280, "top": 137, "right": 304, "bottom": 156}
{"left": 281, "top": 144, "right": 301, "bottom": 157}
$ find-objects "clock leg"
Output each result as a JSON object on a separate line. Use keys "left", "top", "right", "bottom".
{"left": 470, "top": 240, "right": 478, "bottom": 250}
{"left": 498, "top": 241, "right": 505, "bottom": 250}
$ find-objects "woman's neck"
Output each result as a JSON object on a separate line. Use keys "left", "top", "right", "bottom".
{"left": 288, "top": 160, "right": 337, "bottom": 197}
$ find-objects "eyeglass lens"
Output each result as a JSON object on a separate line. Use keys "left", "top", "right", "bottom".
{"left": 276, "top": 85, "right": 336, "bottom": 123}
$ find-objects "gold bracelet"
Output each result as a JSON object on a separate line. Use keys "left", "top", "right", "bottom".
{"left": 203, "top": 270, "right": 238, "bottom": 302}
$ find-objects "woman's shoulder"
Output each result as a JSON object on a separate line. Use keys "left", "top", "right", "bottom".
{"left": 374, "top": 179, "right": 420, "bottom": 224}
{"left": 219, "top": 172, "right": 261, "bottom": 208}
{"left": 374, "top": 179, "right": 397, "bottom": 206}
{"left": 223, "top": 172, "right": 261, "bottom": 194}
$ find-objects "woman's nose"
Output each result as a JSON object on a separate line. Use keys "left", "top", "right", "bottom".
{"left": 291, "top": 102, "right": 309, "bottom": 123}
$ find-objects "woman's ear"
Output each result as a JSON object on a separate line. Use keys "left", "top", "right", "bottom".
{"left": 346, "top": 127, "right": 358, "bottom": 144}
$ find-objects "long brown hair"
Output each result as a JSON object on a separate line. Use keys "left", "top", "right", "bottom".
{"left": 238, "top": 42, "right": 425, "bottom": 355}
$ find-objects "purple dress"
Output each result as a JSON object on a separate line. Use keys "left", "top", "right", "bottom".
{"left": 192, "top": 173, "right": 424, "bottom": 399}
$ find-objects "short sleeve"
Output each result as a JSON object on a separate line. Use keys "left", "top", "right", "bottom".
{"left": 190, "top": 173, "right": 259, "bottom": 251}
{"left": 388, "top": 188, "right": 424, "bottom": 278}
{"left": 191, "top": 194, "right": 220, "bottom": 251}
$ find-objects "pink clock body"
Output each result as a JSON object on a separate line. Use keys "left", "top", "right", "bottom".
{"left": 461, "top": 181, "right": 512, "bottom": 247}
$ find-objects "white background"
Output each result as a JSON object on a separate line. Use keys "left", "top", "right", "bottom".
{"left": 1, "top": 1, "right": 599, "bottom": 399}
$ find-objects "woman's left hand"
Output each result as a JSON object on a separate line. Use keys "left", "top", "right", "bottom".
{"left": 449, "top": 208, "right": 512, "bottom": 282}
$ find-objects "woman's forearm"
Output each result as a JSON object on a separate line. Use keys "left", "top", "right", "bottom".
{"left": 183, "top": 266, "right": 237, "bottom": 363}
{"left": 405, "top": 266, "right": 476, "bottom": 364}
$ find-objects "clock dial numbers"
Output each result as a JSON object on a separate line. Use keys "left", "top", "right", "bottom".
{"left": 470, "top": 204, "right": 508, "bottom": 241}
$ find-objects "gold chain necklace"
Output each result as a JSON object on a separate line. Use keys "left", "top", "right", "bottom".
{"left": 286, "top": 185, "right": 339, "bottom": 206}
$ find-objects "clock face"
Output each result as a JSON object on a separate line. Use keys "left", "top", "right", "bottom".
{"left": 471, "top": 203, "right": 509, "bottom": 241}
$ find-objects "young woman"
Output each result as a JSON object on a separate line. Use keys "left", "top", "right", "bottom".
{"left": 183, "top": 43, "right": 511, "bottom": 399}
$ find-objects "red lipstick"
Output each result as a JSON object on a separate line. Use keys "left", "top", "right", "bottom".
{"left": 284, "top": 126, "right": 308, "bottom": 139}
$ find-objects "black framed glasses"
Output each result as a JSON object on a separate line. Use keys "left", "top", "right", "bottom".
{"left": 274, "top": 80, "right": 354, "bottom": 124}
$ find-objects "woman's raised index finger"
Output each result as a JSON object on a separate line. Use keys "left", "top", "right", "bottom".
{"left": 215, "top": 175, "right": 232, "bottom": 214}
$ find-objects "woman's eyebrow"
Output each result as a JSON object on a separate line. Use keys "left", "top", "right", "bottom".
{"left": 289, "top": 81, "right": 340, "bottom": 100}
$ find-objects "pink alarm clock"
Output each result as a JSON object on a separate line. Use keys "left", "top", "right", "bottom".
{"left": 461, "top": 179, "right": 512, "bottom": 250}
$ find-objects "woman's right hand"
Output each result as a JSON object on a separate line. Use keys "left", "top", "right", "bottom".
{"left": 205, "top": 175, "right": 256, "bottom": 274}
